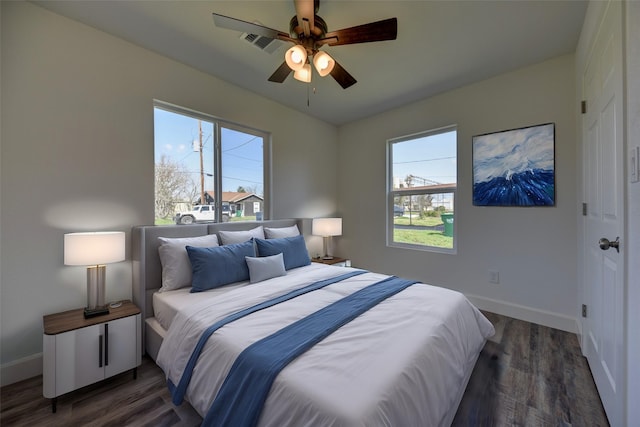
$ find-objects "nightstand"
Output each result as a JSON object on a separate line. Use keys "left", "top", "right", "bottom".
{"left": 312, "top": 257, "right": 349, "bottom": 267}
{"left": 42, "top": 300, "right": 142, "bottom": 413}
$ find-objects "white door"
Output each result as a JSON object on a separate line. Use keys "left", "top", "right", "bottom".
{"left": 56, "top": 324, "right": 104, "bottom": 394}
{"left": 581, "top": 1, "right": 624, "bottom": 426}
{"left": 105, "top": 315, "right": 139, "bottom": 377}
{"left": 199, "top": 205, "right": 216, "bottom": 221}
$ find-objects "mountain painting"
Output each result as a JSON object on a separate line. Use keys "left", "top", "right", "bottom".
{"left": 473, "top": 123, "right": 555, "bottom": 206}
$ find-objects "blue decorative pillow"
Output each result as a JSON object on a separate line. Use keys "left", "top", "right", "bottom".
{"left": 186, "top": 240, "right": 256, "bottom": 292}
{"left": 254, "top": 235, "right": 310, "bottom": 270}
{"left": 245, "top": 253, "right": 286, "bottom": 283}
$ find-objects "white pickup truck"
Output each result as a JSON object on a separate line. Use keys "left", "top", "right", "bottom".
{"left": 174, "top": 205, "right": 230, "bottom": 224}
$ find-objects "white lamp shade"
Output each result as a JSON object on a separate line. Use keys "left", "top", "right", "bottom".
{"left": 285, "top": 45, "right": 307, "bottom": 71}
{"left": 312, "top": 218, "right": 342, "bottom": 237}
{"left": 293, "top": 63, "right": 312, "bottom": 83}
{"left": 313, "top": 51, "right": 335, "bottom": 77}
{"left": 64, "top": 231, "right": 125, "bottom": 266}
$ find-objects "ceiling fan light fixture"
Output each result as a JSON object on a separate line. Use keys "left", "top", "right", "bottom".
{"left": 285, "top": 45, "right": 307, "bottom": 71}
{"left": 293, "top": 63, "right": 312, "bottom": 83}
{"left": 313, "top": 51, "right": 335, "bottom": 77}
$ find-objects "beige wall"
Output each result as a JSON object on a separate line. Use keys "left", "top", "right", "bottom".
{"left": 337, "top": 54, "right": 578, "bottom": 330}
{"left": 0, "top": 2, "right": 337, "bottom": 372}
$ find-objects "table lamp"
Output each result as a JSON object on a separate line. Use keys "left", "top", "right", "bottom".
{"left": 312, "top": 218, "right": 342, "bottom": 260}
{"left": 64, "top": 231, "right": 125, "bottom": 318}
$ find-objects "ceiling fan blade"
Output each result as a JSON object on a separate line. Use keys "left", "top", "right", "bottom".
{"left": 212, "top": 13, "right": 295, "bottom": 43}
{"left": 330, "top": 60, "right": 357, "bottom": 89}
{"left": 294, "top": 0, "right": 316, "bottom": 37}
{"left": 320, "top": 17, "right": 397, "bottom": 46}
{"left": 268, "top": 61, "right": 292, "bottom": 83}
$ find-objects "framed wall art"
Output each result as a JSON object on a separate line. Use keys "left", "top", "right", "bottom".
{"left": 472, "top": 123, "right": 555, "bottom": 206}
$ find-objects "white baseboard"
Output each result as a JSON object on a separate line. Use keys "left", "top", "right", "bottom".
{"left": 1, "top": 353, "right": 42, "bottom": 387}
{"left": 466, "top": 294, "right": 580, "bottom": 334}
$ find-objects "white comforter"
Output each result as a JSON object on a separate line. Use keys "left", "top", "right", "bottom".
{"left": 157, "top": 264, "right": 495, "bottom": 427}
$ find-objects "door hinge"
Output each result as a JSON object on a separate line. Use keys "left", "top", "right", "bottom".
{"left": 582, "top": 304, "right": 587, "bottom": 318}
{"left": 582, "top": 203, "right": 587, "bottom": 216}
{"left": 581, "top": 100, "right": 587, "bottom": 114}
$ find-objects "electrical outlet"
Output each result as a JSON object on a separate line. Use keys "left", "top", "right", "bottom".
{"left": 489, "top": 270, "right": 500, "bottom": 284}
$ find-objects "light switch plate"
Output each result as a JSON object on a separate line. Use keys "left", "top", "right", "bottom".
{"left": 631, "top": 146, "right": 639, "bottom": 183}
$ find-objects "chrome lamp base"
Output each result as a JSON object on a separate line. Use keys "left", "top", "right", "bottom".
{"left": 322, "top": 236, "right": 334, "bottom": 260}
{"left": 84, "top": 265, "right": 109, "bottom": 318}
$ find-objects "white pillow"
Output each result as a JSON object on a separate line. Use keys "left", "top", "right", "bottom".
{"left": 245, "top": 253, "right": 286, "bottom": 283}
{"left": 157, "top": 234, "right": 219, "bottom": 292}
{"left": 219, "top": 226, "right": 265, "bottom": 245}
{"left": 264, "top": 224, "right": 300, "bottom": 239}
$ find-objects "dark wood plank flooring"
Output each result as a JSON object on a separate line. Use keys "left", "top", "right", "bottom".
{"left": 452, "top": 312, "right": 609, "bottom": 426}
{"left": 1, "top": 312, "right": 609, "bottom": 426}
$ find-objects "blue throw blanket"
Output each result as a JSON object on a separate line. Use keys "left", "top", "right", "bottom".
{"left": 202, "top": 275, "right": 419, "bottom": 427}
{"left": 169, "top": 270, "right": 367, "bottom": 405}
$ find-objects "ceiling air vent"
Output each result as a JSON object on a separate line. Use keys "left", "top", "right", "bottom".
{"left": 240, "top": 21, "right": 282, "bottom": 54}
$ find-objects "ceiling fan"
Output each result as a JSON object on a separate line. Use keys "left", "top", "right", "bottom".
{"left": 212, "top": 0, "right": 397, "bottom": 89}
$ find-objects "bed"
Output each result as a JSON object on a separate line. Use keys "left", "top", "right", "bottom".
{"left": 132, "top": 220, "right": 494, "bottom": 426}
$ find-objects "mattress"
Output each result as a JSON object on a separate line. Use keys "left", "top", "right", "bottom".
{"left": 156, "top": 264, "right": 494, "bottom": 426}
{"left": 153, "top": 280, "right": 249, "bottom": 331}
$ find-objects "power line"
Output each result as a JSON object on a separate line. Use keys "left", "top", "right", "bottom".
{"left": 223, "top": 135, "right": 260, "bottom": 152}
{"left": 394, "top": 155, "right": 455, "bottom": 164}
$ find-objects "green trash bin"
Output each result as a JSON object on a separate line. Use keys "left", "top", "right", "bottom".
{"left": 441, "top": 213, "right": 454, "bottom": 237}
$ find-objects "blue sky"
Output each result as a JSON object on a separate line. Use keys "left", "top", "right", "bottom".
{"left": 154, "top": 108, "right": 264, "bottom": 196}
{"left": 392, "top": 129, "right": 457, "bottom": 188}
{"left": 155, "top": 107, "right": 455, "bottom": 196}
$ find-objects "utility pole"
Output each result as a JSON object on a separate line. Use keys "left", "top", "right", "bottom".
{"left": 199, "top": 120, "right": 205, "bottom": 205}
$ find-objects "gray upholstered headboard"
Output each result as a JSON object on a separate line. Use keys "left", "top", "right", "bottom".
{"left": 131, "top": 219, "right": 303, "bottom": 324}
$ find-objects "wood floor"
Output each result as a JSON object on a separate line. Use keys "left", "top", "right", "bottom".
{"left": 1, "top": 312, "right": 609, "bottom": 426}
{"left": 452, "top": 312, "right": 609, "bottom": 426}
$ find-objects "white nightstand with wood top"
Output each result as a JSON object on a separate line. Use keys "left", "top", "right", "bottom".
{"left": 42, "top": 300, "right": 141, "bottom": 413}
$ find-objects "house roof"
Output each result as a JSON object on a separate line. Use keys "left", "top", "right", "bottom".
{"left": 206, "top": 191, "right": 264, "bottom": 203}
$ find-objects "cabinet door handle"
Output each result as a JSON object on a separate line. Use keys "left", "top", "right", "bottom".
{"left": 104, "top": 323, "right": 109, "bottom": 366}
{"left": 99, "top": 334, "right": 103, "bottom": 368}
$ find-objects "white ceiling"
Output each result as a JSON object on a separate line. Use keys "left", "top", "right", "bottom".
{"left": 32, "top": 0, "right": 588, "bottom": 126}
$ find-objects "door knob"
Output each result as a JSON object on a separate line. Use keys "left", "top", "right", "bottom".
{"left": 599, "top": 237, "right": 620, "bottom": 253}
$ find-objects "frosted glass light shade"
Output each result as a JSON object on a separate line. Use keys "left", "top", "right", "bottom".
{"left": 312, "top": 218, "right": 342, "bottom": 237}
{"left": 313, "top": 51, "right": 335, "bottom": 77}
{"left": 285, "top": 45, "right": 307, "bottom": 71}
{"left": 293, "top": 63, "right": 312, "bottom": 83}
{"left": 64, "top": 231, "right": 125, "bottom": 266}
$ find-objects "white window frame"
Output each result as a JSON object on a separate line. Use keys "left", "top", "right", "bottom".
{"left": 387, "top": 125, "right": 457, "bottom": 254}
{"left": 154, "top": 100, "right": 271, "bottom": 222}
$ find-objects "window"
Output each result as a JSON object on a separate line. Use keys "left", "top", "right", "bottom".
{"left": 154, "top": 102, "right": 269, "bottom": 225}
{"left": 388, "top": 126, "right": 457, "bottom": 252}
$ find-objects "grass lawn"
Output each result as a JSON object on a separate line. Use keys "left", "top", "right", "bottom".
{"left": 393, "top": 215, "right": 453, "bottom": 249}
{"left": 155, "top": 217, "right": 175, "bottom": 225}
{"left": 154, "top": 214, "right": 451, "bottom": 248}
{"left": 394, "top": 216, "right": 444, "bottom": 227}
{"left": 394, "top": 228, "right": 453, "bottom": 248}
